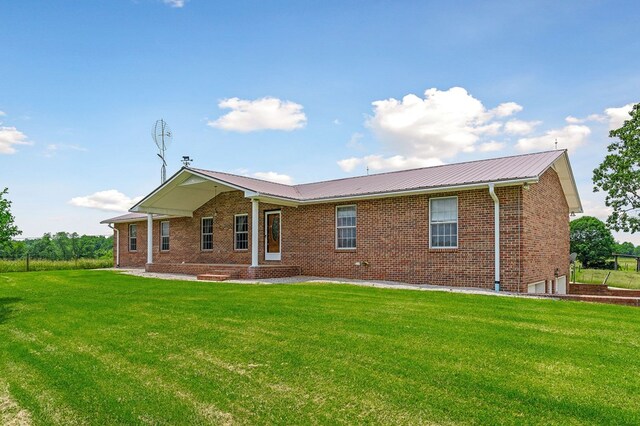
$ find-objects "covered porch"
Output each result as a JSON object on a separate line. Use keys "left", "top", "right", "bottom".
{"left": 128, "top": 167, "right": 301, "bottom": 275}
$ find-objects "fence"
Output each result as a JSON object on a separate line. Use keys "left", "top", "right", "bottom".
{"left": 0, "top": 255, "right": 113, "bottom": 273}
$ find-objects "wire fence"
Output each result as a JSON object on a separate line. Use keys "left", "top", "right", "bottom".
{"left": 0, "top": 255, "right": 113, "bottom": 273}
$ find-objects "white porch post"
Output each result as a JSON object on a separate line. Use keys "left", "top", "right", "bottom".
{"left": 251, "top": 198, "right": 259, "bottom": 267}
{"left": 147, "top": 213, "right": 153, "bottom": 264}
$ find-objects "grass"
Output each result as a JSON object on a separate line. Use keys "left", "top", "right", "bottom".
{"left": 1, "top": 270, "right": 640, "bottom": 425}
{"left": 0, "top": 258, "right": 112, "bottom": 273}
{"left": 575, "top": 257, "right": 640, "bottom": 289}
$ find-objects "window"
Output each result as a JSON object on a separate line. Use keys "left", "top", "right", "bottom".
{"left": 201, "top": 217, "right": 213, "bottom": 251}
{"left": 234, "top": 214, "right": 248, "bottom": 250}
{"left": 128, "top": 224, "right": 137, "bottom": 251}
{"left": 430, "top": 197, "right": 458, "bottom": 248}
{"left": 160, "top": 221, "right": 170, "bottom": 251}
{"left": 336, "top": 205, "right": 356, "bottom": 249}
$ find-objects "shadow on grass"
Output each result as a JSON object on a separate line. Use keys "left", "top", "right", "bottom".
{"left": 0, "top": 297, "right": 22, "bottom": 324}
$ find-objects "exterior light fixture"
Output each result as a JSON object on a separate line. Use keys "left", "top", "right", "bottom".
{"left": 523, "top": 182, "right": 530, "bottom": 190}
{"left": 570, "top": 211, "right": 576, "bottom": 217}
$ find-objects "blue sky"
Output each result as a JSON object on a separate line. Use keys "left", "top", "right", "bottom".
{"left": 1, "top": 0, "right": 639, "bottom": 242}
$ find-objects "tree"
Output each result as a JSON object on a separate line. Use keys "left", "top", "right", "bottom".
{"left": 593, "top": 103, "right": 640, "bottom": 232}
{"left": 570, "top": 216, "right": 615, "bottom": 268}
{"left": 0, "top": 188, "right": 21, "bottom": 244}
{"left": 613, "top": 241, "right": 635, "bottom": 255}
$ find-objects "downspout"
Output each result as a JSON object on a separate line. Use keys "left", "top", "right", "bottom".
{"left": 488, "top": 184, "right": 500, "bottom": 292}
{"left": 108, "top": 224, "right": 120, "bottom": 267}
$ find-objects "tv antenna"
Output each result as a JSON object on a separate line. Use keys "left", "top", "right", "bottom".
{"left": 152, "top": 119, "right": 172, "bottom": 184}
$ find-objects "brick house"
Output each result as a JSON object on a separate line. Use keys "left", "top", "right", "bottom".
{"left": 102, "top": 150, "right": 582, "bottom": 293}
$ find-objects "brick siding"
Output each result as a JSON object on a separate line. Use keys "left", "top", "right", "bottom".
{"left": 113, "top": 168, "right": 569, "bottom": 292}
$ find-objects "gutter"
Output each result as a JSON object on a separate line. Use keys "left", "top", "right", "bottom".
{"left": 107, "top": 224, "right": 119, "bottom": 267}
{"left": 488, "top": 184, "right": 500, "bottom": 292}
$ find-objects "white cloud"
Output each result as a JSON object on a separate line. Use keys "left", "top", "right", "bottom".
{"left": 163, "top": 0, "right": 186, "bottom": 7}
{"left": 0, "top": 126, "right": 32, "bottom": 154}
{"left": 0, "top": 111, "right": 6, "bottom": 117}
{"left": 604, "top": 103, "right": 634, "bottom": 131}
{"left": 333, "top": 119, "right": 341, "bottom": 125}
{"left": 516, "top": 124, "right": 590, "bottom": 152}
{"left": 253, "top": 171, "right": 294, "bottom": 185}
{"left": 208, "top": 97, "right": 307, "bottom": 132}
{"left": 44, "top": 143, "right": 87, "bottom": 157}
{"left": 338, "top": 155, "right": 442, "bottom": 173}
{"left": 490, "top": 102, "right": 523, "bottom": 117}
{"left": 346, "top": 132, "right": 365, "bottom": 151}
{"left": 367, "top": 87, "right": 523, "bottom": 164}
{"left": 504, "top": 119, "right": 541, "bottom": 135}
{"left": 69, "top": 190, "right": 143, "bottom": 212}
{"left": 478, "top": 141, "right": 506, "bottom": 152}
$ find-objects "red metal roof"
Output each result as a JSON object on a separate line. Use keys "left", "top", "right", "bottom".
{"left": 194, "top": 150, "right": 564, "bottom": 201}
{"left": 103, "top": 150, "right": 574, "bottom": 223}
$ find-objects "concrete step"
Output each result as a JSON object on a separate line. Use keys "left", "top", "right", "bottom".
{"left": 197, "top": 274, "right": 231, "bottom": 281}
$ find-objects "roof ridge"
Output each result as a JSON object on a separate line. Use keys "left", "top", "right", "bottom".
{"left": 293, "top": 149, "right": 566, "bottom": 188}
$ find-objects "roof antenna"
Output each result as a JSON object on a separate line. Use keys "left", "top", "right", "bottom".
{"left": 152, "top": 119, "right": 173, "bottom": 184}
{"left": 366, "top": 165, "right": 370, "bottom": 176}
{"left": 181, "top": 156, "right": 193, "bottom": 167}
{"left": 555, "top": 138, "right": 558, "bottom": 150}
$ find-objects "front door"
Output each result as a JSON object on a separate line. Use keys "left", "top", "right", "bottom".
{"left": 265, "top": 211, "right": 281, "bottom": 261}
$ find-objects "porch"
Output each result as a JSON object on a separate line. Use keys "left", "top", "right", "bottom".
{"left": 146, "top": 262, "right": 301, "bottom": 280}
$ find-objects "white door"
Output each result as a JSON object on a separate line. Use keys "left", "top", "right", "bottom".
{"left": 264, "top": 211, "right": 281, "bottom": 261}
{"left": 556, "top": 275, "right": 567, "bottom": 295}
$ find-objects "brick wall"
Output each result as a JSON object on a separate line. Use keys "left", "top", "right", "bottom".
{"left": 112, "top": 168, "right": 570, "bottom": 292}
{"left": 521, "top": 168, "right": 570, "bottom": 291}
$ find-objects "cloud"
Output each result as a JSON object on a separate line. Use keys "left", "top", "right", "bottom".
{"left": 564, "top": 114, "right": 604, "bottom": 124}
{"left": 346, "top": 132, "right": 365, "bottom": 151}
{"left": 338, "top": 155, "right": 443, "bottom": 173}
{"left": 333, "top": 119, "right": 341, "bottom": 125}
{"left": 367, "top": 87, "right": 523, "bottom": 163}
{"left": 516, "top": 124, "right": 590, "bottom": 152}
{"left": 504, "top": 119, "right": 541, "bottom": 135}
{"left": 253, "top": 171, "right": 294, "bottom": 185}
{"left": 44, "top": 143, "right": 87, "bottom": 157}
{"left": 69, "top": 190, "right": 143, "bottom": 212}
{"left": 490, "top": 102, "right": 523, "bottom": 117}
{"left": 163, "top": 0, "right": 186, "bottom": 7}
{"left": 0, "top": 126, "right": 32, "bottom": 154}
{"left": 478, "top": 141, "right": 505, "bottom": 152}
{"left": 604, "top": 103, "right": 635, "bottom": 130}
{"left": 208, "top": 97, "right": 307, "bottom": 132}
{"left": 0, "top": 111, "right": 5, "bottom": 117}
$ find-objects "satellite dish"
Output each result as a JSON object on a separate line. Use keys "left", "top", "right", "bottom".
{"left": 569, "top": 253, "right": 578, "bottom": 263}
{"left": 152, "top": 119, "right": 172, "bottom": 184}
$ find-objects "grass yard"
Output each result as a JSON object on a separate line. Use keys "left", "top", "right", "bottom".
{"left": 1, "top": 271, "right": 640, "bottom": 425}
{"left": 0, "top": 258, "right": 113, "bottom": 273}
{"left": 576, "top": 267, "right": 640, "bottom": 289}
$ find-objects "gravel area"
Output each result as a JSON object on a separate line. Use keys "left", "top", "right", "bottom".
{"left": 107, "top": 268, "right": 539, "bottom": 299}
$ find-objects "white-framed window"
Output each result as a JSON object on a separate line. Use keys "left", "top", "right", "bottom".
{"left": 234, "top": 214, "right": 248, "bottom": 250}
{"left": 160, "top": 221, "right": 170, "bottom": 251}
{"left": 128, "top": 224, "right": 137, "bottom": 252}
{"left": 201, "top": 217, "right": 213, "bottom": 251}
{"left": 336, "top": 205, "right": 357, "bottom": 249}
{"left": 429, "top": 196, "right": 458, "bottom": 248}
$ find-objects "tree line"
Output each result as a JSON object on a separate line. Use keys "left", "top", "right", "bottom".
{"left": 0, "top": 233, "right": 113, "bottom": 260}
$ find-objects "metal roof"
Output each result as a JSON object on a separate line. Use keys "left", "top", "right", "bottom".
{"left": 100, "top": 213, "right": 147, "bottom": 224}
{"left": 102, "top": 150, "right": 582, "bottom": 223}
{"left": 294, "top": 150, "right": 565, "bottom": 200}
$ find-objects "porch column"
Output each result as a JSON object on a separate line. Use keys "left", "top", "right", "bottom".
{"left": 251, "top": 199, "right": 259, "bottom": 267}
{"left": 147, "top": 213, "right": 153, "bottom": 264}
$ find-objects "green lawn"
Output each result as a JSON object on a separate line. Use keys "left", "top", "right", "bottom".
{"left": 576, "top": 267, "right": 640, "bottom": 289}
{"left": 0, "top": 258, "right": 113, "bottom": 273}
{"left": 1, "top": 271, "right": 639, "bottom": 425}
